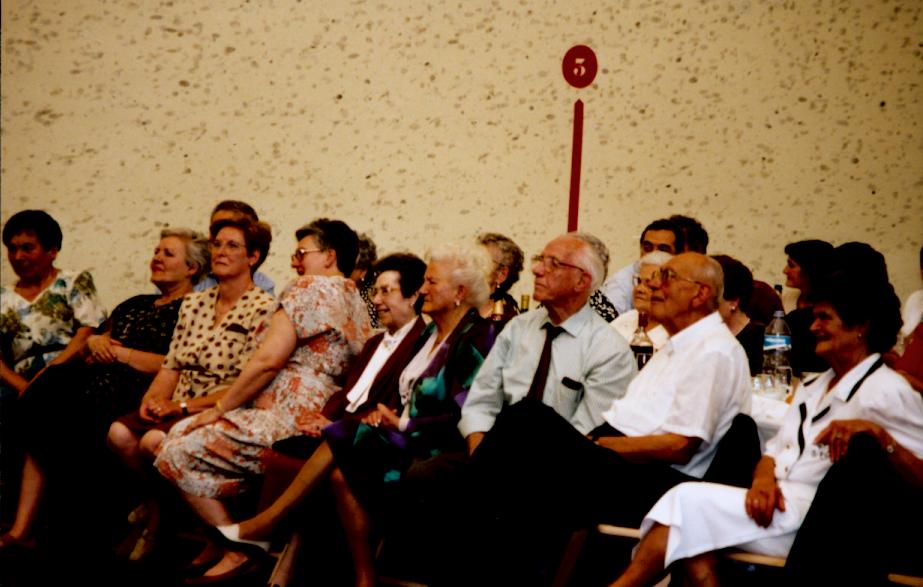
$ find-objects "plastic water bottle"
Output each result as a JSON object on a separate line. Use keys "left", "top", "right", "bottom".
{"left": 762, "top": 310, "right": 792, "bottom": 396}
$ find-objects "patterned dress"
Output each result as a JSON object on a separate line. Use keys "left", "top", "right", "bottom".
{"left": 163, "top": 287, "right": 276, "bottom": 401}
{"left": 0, "top": 270, "right": 107, "bottom": 378}
{"left": 20, "top": 295, "right": 184, "bottom": 467}
{"left": 156, "top": 276, "right": 371, "bottom": 498}
{"left": 589, "top": 289, "right": 618, "bottom": 323}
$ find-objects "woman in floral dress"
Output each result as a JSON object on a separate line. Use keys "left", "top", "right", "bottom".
{"left": 0, "top": 228, "right": 207, "bottom": 552}
{"left": 155, "top": 218, "right": 371, "bottom": 581}
{"left": 1, "top": 210, "right": 107, "bottom": 393}
{"left": 0, "top": 210, "right": 106, "bottom": 549}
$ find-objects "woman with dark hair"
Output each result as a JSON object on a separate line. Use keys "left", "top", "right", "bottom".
{"left": 783, "top": 239, "right": 832, "bottom": 310}
{"left": 0, "top": 228, "right": 207, "bottom": 552}
{"left": 155, "top": 218, "right": 372, "bottom": 580}
{"left": 212, "top": 243, "right": 495, "bottom": 586}
{"left": 783, "top": 239, "right": 834, "bottom": 376}
{"left": 1, "top": 210, "right": 107, "bottom": 393}
{"left": 713, "top": 254, "right": 765, "bottom": 375}
{"left": 184, "top": 253, "right": 428, "bottom": 581}
{"left": 196, "top": 200, "right": 276, "bottom": 295}
{"left": 608, "top": 245, "right": 923, "bottom": 587}
{"left": 477, "top": 232, "right": 524, "bottom": 322}
{"left": 1, "top": 210, "right": 107, "bottom": 546}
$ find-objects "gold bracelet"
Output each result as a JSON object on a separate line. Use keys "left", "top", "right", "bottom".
{"left": 215, "top": 399, "right": 224, "bottom": 414}
{"left": 125, "top": 349, "right": 134, "bottom": 365}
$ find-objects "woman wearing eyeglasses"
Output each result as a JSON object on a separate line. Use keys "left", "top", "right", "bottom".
{"left": 154, "top": 218, "right": 372, "bottom": 582}
{"left": 611, "top": 251, "right": 672, "bottom": 351}
{"left": 106, "top": 217, "right": 276, "bottom": 559}
{"left": 196, "top": 243, "right": 494, "bottom": 586}
{"left": 607, "top": 246, "right": 923, "bottom": 587}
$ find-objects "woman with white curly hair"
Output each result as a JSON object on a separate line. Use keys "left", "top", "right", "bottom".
{"left": 215, "top": 242, "right": 499, "bottom": 586}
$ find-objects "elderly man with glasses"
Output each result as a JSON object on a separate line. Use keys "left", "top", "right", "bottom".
{"left": 459, "top": 232, "right": 637, "bottom": 457}
{"left": 424, "top": 233, "right": 635, "bottom": 584}
{"left": 445, "top": 252, "right": 753, "bottom": 587}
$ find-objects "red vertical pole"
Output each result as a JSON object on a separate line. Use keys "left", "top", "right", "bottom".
{"left": 568, "top": 99, "right": 584, "bottom": 232}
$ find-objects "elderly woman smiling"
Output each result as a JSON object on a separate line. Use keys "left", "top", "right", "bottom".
{"left": 154, "top": 219, "right": 372, "bottom": 582}
{"left": 212, "top": 243, "right": 496, "bottom": 587}
{"left": 216, "top": 253, "right": 429, "bottom": 550}
{"left": 326, "top": 243, "right": 496, "bottom": 587}
{"left": 609, "top": 245, "right": 923, "bottom": 587}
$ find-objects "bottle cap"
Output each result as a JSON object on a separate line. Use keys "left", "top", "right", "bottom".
{"left": 491, "top": 300, "right": 505, "bottom": 321}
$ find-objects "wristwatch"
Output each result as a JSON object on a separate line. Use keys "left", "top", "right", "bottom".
{"left": 180, "top": 401, "right": 189, "bottom": 416}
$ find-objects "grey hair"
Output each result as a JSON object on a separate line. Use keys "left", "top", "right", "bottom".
{"left": 160, "top": 227, "right": 210, "bottom": 284}
{"left": 565, "top": 231, "right": 609, "bottom": 291}
{"left": 639, "top": 250, "right": 673, "bottom": 267}
{"left": 425, "top": 242, "right": 493, "bottom": 308}
{"left": 695, "top": 254, "right": 725, "bottom": 310}
{"left": 477, "top": 232, "right": 524, "bottom": 295}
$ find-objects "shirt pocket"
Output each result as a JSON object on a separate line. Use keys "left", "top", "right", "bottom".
{"left": 550, "top": 376, "right": 585, "bottom": 419}
{"left": 220, "top": 325, "right": 251, "bottom": 365}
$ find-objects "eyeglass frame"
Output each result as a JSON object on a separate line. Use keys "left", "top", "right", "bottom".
{"left": 632, "top": 275, "right": 656, "bottom": 287}
{"left": 531, "top": 254, "right": 588, "bottom": 275}
{"left": 655, "top": 267, "right": 703, "bottom": 287}
{"left": 291, "top": 248, "right": 326, "bottom": 262}
{"left": 369, "top": 285, "right": 402, "bottom": 298}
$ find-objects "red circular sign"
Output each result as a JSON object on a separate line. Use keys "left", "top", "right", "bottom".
{"left": 562, "top": 45, "right": 598, "bottom": 89}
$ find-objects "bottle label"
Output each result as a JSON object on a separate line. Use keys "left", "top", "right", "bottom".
{"left": 763, "top": 334, "right": 791, "bottom": 351}
{"left": 630, "top": 344, "right": 654, "bottom": 370}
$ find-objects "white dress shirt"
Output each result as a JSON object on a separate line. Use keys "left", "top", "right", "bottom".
{"left": 602, "top": 311, "right": 752, "bottom": 478}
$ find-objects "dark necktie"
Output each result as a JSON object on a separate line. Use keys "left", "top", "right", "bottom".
{"left": 526, "top": 323, "right": 565, "bottom": 402}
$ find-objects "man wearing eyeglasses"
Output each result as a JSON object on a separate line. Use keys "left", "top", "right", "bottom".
{"left": 458, "top": 232, "right": 637, "bottom": 457}
{"left": 600, "top": 218, "right": 684, "bottom": 317}
{"left": 446, "top": 253, "right": 751, "bottom": 587}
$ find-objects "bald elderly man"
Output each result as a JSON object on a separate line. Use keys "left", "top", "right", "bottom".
{"left": 452, "top": 253, "right": 753, "bottom": 587}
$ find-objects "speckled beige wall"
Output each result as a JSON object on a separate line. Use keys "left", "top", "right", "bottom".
{"left": 2, "top": 0, "right": 921, "bottom": 311}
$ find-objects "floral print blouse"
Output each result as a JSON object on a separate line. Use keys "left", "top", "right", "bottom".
{"left": 0, "top": 270, "right": 107, "bottom": 376}
{"left": 162, "top": 286, "right": 276, "bottom": 401}
{"left": 252, "top": 275, "right": 372, "bottom": 431}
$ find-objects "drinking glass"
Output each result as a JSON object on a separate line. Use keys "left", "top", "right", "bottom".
{"left": 773, "top": 367, "right": 793, "bottom": 398}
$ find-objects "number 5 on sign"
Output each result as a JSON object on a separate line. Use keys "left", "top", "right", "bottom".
{"left": 562, "top": 45, "right": 598, "bottom": 231}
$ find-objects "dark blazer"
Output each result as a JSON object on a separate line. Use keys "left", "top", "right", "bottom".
{"left": 322, "top": 316, "right": 427, "bottom": 421}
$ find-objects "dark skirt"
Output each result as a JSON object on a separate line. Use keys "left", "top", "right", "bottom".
{"left": 325, "top": 419, "right": 412, "bottom": 516}
{"left": 19, "top": 362, "right": 154, "bottom": 470}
